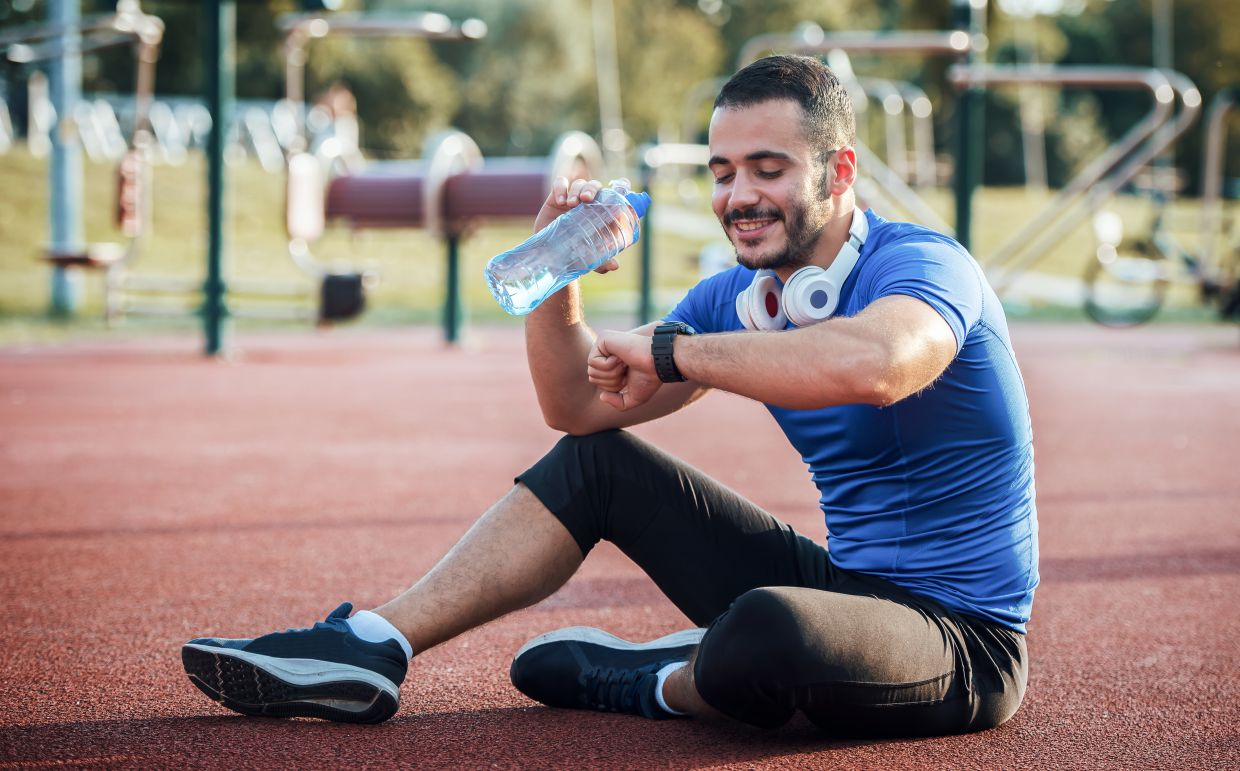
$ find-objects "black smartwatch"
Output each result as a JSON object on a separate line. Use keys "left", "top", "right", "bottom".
{"left": 651, "top": 321, "right": 696, "bottom": 383}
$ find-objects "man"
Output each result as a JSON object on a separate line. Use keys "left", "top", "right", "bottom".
{"left": 182, "top": 55, "right": 1037, "bottom": 737}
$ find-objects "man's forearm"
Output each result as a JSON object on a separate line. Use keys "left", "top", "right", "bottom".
{"left": 524, "top": 283, "right": 600, "bottom": 431}
{"left": 671, "top": 321, "right": 887, "bottom": 410}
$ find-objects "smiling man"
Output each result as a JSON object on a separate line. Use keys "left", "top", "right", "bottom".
{"left": 182, "top": 55, "right": 1038, "bottom": 739}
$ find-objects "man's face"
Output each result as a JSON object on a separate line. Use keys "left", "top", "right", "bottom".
{"left": 708, "top": 99, "right": 834, "bottom": 272}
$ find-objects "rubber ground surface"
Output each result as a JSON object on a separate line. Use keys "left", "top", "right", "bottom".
{"left": 1, "top": 323, "right": 1237, "bottom": 769}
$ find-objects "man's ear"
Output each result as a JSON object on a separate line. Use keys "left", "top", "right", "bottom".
{"left": 828, "top": 147, "right": 858, "bottom": 196}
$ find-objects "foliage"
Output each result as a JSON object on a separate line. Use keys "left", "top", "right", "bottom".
{"left": 0, "top": 0, "right": 1236, "bottom": 183}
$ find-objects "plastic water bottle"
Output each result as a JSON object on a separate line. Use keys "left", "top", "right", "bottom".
{"left": 485, "top": 178, "right": 651, "bottom": 316}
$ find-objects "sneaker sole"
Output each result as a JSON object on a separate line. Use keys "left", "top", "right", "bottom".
{"left": 514, "top": 626, "right": 706, "bottom": 660}
{"left": 181, "top": 643, "right": 399, "bottom": 724}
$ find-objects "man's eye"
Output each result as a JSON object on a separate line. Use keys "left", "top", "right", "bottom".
{"left": 756, "top": 169, "right": 783, "bottom": 179}
{"left": 713, "top": 173, "right": 734, "bottom": 185}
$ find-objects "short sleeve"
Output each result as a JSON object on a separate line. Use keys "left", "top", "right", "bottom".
{"left": 860, "top": 240, "right": 985, "bottom": 352}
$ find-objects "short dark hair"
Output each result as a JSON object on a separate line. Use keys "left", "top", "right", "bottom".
{"left": 714, "top": 55, "right": 856, "bottom": 159}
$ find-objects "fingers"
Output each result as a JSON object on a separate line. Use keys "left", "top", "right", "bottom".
{"left": 598, "top": 378, "right": 659, "bottom": 412}
{"left": 588, "top": 353, "right": 626, "bottom": 392}
{"left": 594, "top": 258, "right": 621, "bottom": 275}
{"left": 538, "top": 177, "right": 602, "bottom": 233}
{"left": 554, "top": 178, "right": 603, "bottom": 207}
{"left": 549, "top": 176, "right": 569, "bottom": 207}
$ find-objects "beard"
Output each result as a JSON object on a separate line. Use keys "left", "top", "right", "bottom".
{"left": 725, "top": 189, "right": 832, "bottom": 272}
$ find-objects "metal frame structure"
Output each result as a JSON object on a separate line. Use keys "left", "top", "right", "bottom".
{"left": 950, "top": 65, "right": 1202, "bottom": 293}
{"left": 1083, "top": 85, "right": 1239, "bottom": 326}
{"left": 278, "top": 11, "right": 486, "bottom": 154}
{"left": 1199, "top": 87, "right": 1238, "bottom": 275}
{"left": 3, "top": 0, "right": 163, "bottom": 317}
{"left": 733, "top": 22, "right": 980, "bottom": 241}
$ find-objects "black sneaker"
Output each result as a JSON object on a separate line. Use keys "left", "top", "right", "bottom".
{"left": 181, "top": 602, "right": 407, "bottom": 724}
{"left": 510, "top": 626, "right": 704, "bottom": 720}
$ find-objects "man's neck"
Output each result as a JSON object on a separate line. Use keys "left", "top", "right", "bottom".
{"left": 773, "top": 200, "right": 856, "bottom": 284}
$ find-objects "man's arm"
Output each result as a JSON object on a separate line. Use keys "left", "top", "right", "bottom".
{"left": 524, "top": 179, "right": 709, "bottom": 435}
{"left": 590, "top": 295, "right": 957, "bottom": 412}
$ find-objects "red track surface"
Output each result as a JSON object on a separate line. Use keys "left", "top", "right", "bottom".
{"left": 1, "top": 323, "right": 1238, "bottom": 769}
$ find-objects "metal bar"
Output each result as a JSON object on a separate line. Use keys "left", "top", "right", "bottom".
{"left": 0, "top": 13, "right": 117, "bottom": 47}
{"left": 48, "top": 0, "right": 83, "bottom": 317}
{"left": 951, "top": 0, "right": 986, "bottom": 253}
{"left": 592, "top": 0, "right": 626, "bottom": 174}
{"left": 641, "top": 143, "right": 710, "bottom": 169}
{"left": 229, "top": 278, "right": 314, "bottom": 297}
{"left": 120, "top": 274, "right": 201, "bottom": 293}
{"left": 954, "top": 66, "right": 1203, "bottom": 292}
{"left": 856, "top": 77, "right": 909, "bottom": 183}
{"left": 1199, "top": 87, "right": 1237, "bottom": 274}
{"left": 276, "top": 12, "right": 486, "bottom": 40}
{"left": 895, "top": 82, "right": 938, "bottom": 188}
{"left": 229, "top": 305, "right": 315, "bottom": 322}
{"left": 739, "top": 29, "right": 969, "bottom": 68}
{"left": 444, "top": 234, "right": 462, "bottom": 344}
{"left": 202, "top": 0, "right": 234, "bottom": 356}
{"left": 639, "top": 164, "right": 654, "bottom": 325}
{"left": 855, "top": 140, "right": 953, "bottom": 234}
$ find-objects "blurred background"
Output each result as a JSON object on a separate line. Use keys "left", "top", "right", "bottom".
{"left": 0, "top": 0, "right": 1236, "bottom": 350}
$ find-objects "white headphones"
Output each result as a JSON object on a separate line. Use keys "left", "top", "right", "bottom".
{"left": 735, "top": 207, "right": 870, "bottom": 330}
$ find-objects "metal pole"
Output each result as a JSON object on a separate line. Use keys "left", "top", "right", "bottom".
{"left": 1153, "top": 0, "right": 1174, "bottom": 176}
{"left": 203, "top": 0, "right": 233, "bottom": 356}
{"left": 591, "top": 0, "right": 626, "bottom": 174}
{"left": 952, "top": 0, "right": 986, "bottom": 252}
{"left": 638, "top": 163, "right": 653, "bottom": 325}
{"left": 1015, "top": 15, "right": 1047, "bottom": 190}
{"left": 443, "top": 234, "right": 463, "bottom": 344}
{"left": 47, "top": 0, "right": 83, "bottom": 316}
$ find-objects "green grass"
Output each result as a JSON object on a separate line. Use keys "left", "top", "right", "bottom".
{"left": 1, "top": 145, "right": 1235, "bottom": 346}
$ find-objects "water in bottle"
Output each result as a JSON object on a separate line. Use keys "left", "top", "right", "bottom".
{"left": 485, "top": 179, "right": 651, "bottom": 315}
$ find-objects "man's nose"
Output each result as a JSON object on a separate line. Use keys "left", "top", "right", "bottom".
{"left": 727, "top": 173, "right": 761, "bottom": 211}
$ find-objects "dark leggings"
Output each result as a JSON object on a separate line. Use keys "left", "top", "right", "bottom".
{"left": 516, "top": 430, "right": 1028, "bottom": 738}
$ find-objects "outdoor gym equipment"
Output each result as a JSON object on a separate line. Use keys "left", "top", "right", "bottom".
{"left": 3, "top": 0, "right": 163, "bottom": 317}
{"left": 276, "top": 9, "right": 607, "bottom": 341}
{"left": 950, "top": 66, "right": 1202, "bottom": 296}
{"left": 286, "top": 129, "right": 605, "bottom": 340}
{"left": 1083, "top": 86, "right": 1240, "bottom": 326}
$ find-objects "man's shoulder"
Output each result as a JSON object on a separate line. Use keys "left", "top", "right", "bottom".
{"left": 866, "top": 212, "right": 969, "bottom": 259}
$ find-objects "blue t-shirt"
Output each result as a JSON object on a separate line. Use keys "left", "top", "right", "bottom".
{"left": 666, "top": 208, "right": 1039, "bottom": 632}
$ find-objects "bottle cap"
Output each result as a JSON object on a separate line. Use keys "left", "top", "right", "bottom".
{"left": 624, "top": 191, "right": 651, "bottom": 218}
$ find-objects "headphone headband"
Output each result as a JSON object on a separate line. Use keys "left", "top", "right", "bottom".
{"left": 735, "top": 207, "right": 870, "bottom": 330}
{"left": 821, "top": 206, "right": 869, "bottom": 288}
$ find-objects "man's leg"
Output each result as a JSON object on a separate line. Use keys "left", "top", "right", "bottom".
{"left": 372, "top": 484, "right": 582, "bottom": 655}
{"left": 507, "top": 431, "right": 1027, "bottom": 736}
{"left": 680, "top": 582, "right": 1028, "bottom": 737}
{"left": 507, "top": 430, "right": 838, "bottom": 719}
{"left": 182, "top": 479, "right": 593, "bottom": 722}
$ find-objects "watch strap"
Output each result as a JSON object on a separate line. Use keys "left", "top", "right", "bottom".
{"left": 651, "top": 322, "right": 696, "bottom": 383}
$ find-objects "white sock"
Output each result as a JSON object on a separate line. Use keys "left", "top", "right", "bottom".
{"left": 653, "top": 661, "right": 688, "bottom": 716}
{"left": 346, "top": 610, "right": 413, "bottom": 662}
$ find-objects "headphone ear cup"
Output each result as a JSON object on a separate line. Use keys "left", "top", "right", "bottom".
{"left": 735, "top": 272, "right": 786, "bottom": 331}
{"left": 782, "top": 266, "right": 841, "bottom": 327}
{"left": 735, "top": 290, "right": 756, "bottom": 330}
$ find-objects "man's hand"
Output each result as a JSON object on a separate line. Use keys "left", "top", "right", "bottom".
{"left": 533, "top": 177, "right": 620, "bottom": 274}
{"left": 589, "top": 330, "right": 663, "bottom": 411}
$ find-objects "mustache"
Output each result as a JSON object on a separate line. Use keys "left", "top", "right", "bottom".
{"left": 725, "top": 207, "right": 783, "bottom": 225}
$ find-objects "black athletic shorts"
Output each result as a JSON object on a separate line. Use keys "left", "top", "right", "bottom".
{"left": 516, "top": 429, "right": 1028, "bottom": 738}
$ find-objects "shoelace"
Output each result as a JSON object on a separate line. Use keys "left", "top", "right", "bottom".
{"left": 271, "top": 603, "right": 353, "bottom": 636}
{"left": 583, "top": 664, "right": 660, "bottom": 714}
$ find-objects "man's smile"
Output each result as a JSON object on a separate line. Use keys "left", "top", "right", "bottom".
{"left": 727, "top": 209, "right": 782, "bottom": 241}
